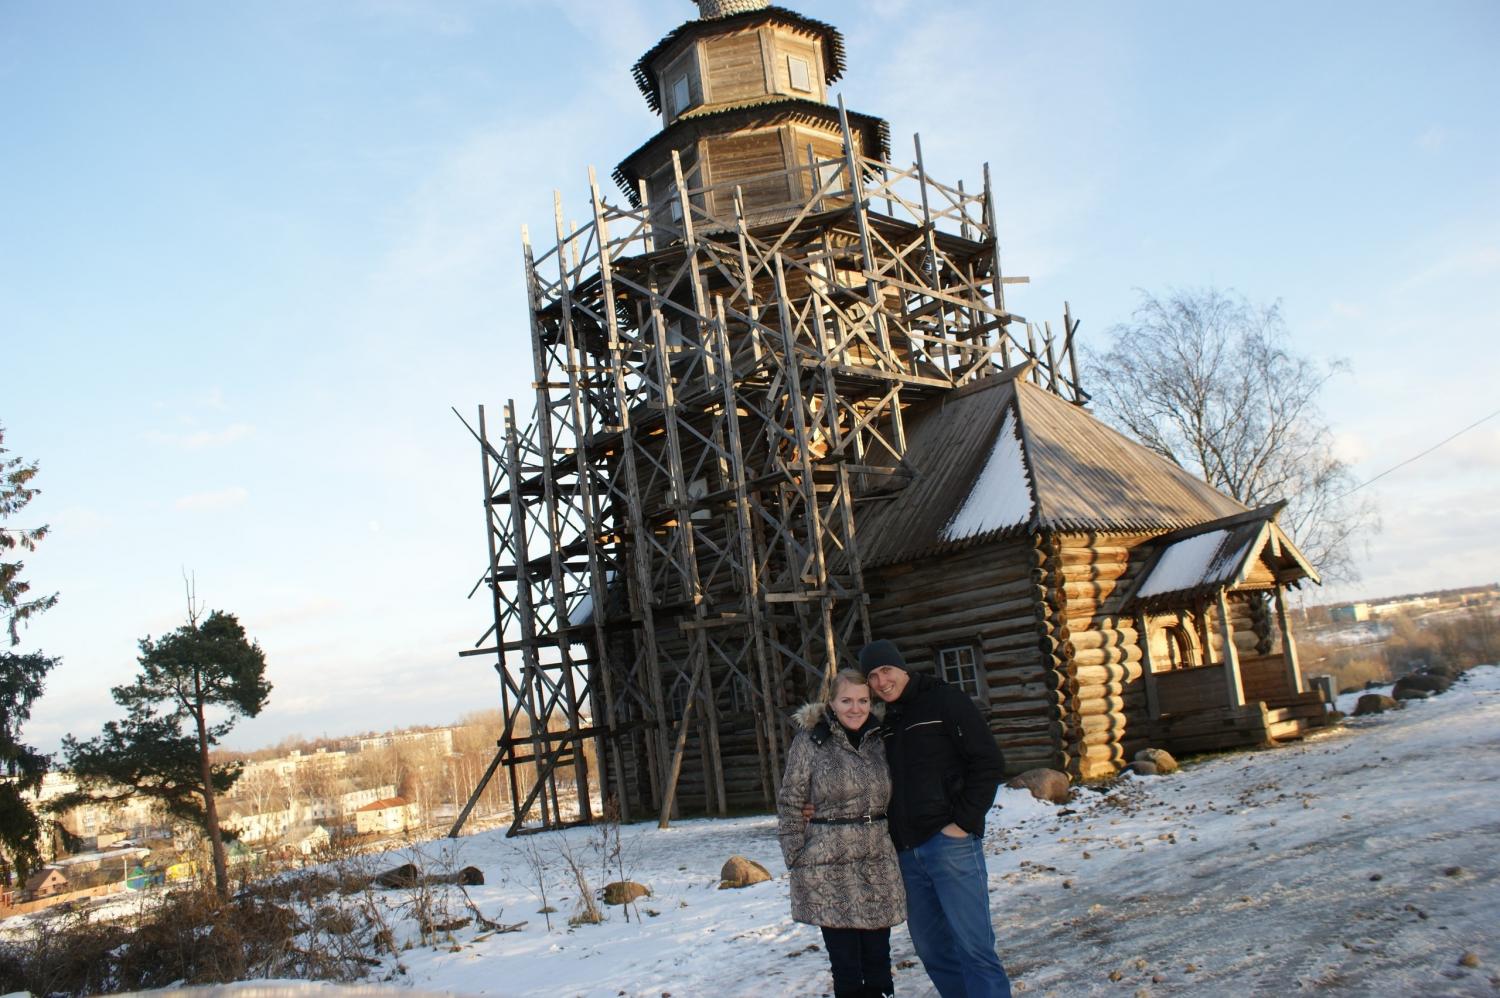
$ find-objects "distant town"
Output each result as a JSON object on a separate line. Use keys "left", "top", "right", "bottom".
{"left": 5, "top": 713, "right": 530, "bottom": 917}
{"left": 1297, "top": 582, "right": 1499, "bottom": 692}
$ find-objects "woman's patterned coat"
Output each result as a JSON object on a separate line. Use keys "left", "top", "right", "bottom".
{"left": 776, "top": 702, "right": 907, "bottom": 930}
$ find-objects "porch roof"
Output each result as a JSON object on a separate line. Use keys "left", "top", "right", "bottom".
{"left": 1121, "top": 504, "right": 1321, "bottom": 610}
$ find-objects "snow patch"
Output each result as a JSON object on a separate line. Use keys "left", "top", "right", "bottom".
{"left": 1136, "top": 528, "right": 1247, "bottom": 598}
{"left": 942, "top": 409, "right": 1032, "bottom": 542}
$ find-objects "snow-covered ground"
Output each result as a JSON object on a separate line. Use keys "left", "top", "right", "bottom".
{"left": 54, "top": 666, "right": 1500, "bottom": 996}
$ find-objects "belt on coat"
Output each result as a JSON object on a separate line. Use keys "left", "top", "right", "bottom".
{"left": 808, "top": 812, "right": 887, "bottom": 825}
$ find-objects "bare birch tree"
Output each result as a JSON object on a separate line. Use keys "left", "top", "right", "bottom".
{"left": 1089, "top": 288, "right": 1376, "bottom": 582}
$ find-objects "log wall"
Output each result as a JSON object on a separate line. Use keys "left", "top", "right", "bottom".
{"left": 1048, "top": 532, "right": 1156, "bottom": 780}
{"left": 1240, "top": 651, "right": 1293, "bottom": 705}
{"left": 866, "top": 538, "right": 1063, "bottom": 775}
{"left": 1155, "top": 665, "right": 1229, "bottom": 715}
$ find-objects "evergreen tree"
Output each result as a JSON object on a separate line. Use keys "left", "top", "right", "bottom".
{"left": 1, "top": 424, "right": 58, "bottom": 644}
{"left": 62, "top": 607, "right": 270, "bottom": 897}
{"left": 0, "top": 424, "right": 60, "bottom": 885}
{"left": 0, "top": 650, "right": 58, "bottom": 885}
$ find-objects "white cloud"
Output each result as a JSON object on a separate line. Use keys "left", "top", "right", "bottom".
{"left": 1331, "top": 430, "right": 1368, "bottom": 464}
{"left": 174, "top": 487, "right": 249, "bottom": 511}
{"left": 1417, "top": 125, "right": 1446, "bottom": 151}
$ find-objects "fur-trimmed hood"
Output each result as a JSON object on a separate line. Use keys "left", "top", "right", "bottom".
{"left": 792, "top": 699, "right": 886, "bottom": 734}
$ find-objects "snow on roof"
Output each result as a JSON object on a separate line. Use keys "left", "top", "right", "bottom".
{"left": 940, "top": 408, "right": 1033, "bottom": 542}
{"left": 355, "top": 797, "right": 412, "bottom": 813}
{"left": 50, "top": 846, "right": 152, "bottom": 868}
{"left": 1135, "top": 528, "right": 1250, "bottom": 599}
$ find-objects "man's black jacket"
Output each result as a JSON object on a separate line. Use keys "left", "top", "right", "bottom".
{"left": 880, "top": 672, "right": 1006, "bottom": 851}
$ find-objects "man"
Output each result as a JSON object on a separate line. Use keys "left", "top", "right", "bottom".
{"left": 860, "top": 638, "right": 1011, "bottom": 998}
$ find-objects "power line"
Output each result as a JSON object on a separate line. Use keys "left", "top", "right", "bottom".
{"left": 1340, "top": 406, "right": 1500, "bottom": 498}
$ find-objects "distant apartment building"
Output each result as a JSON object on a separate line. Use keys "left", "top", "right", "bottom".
{"left": 278, "top": 823, "right": 331, "bottom": 857}
{"left": 223, "top": 783, "right": 396, "bottom": 842}
{"left": 30, "top": 773, "right": 164, "bottom": 856}
{"left": 221, "top": 805, "right": 296, "bottom": 843}
{"left": 1329, "top": 603, "right": 1371, "bottom": 624}
{"left": 306, "top": 784, "right": 397, "bottom": 823}
{"left": 357, "top": 728, "right": 454, "bottom": 756}
{"left": 354, "top": 797, "right": 421, "bottom": 835}
{"left": 1371, "top": 596, "right": 1441, "bottom": 617}
{"left": 239, "top": 747, "right": 349, "bottom": 784}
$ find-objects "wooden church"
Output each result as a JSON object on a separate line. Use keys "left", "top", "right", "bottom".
{"left": 458, "top": 0, "right": 1328, "bottom": 835}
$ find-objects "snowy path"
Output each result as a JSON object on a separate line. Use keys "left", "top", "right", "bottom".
{"left": 384, "top": 668, "right": 1500, "bottom": 997}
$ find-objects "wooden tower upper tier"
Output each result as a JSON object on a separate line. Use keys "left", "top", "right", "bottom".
{"left": 615, "top": 2, "right": 889, "bottom": 226}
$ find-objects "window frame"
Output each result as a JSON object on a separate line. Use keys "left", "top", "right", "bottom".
{"left": 670, "top": 74, "right": 692, "bottom": 116}
{"left": 936, "top": 641, "right": 988, "bottom": 704}
{"left": 787, "top": 54, "right": 812, "bottom": 93}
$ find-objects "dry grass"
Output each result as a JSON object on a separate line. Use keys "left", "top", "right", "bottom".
{"left": 1309, "top": 606, "right": 1499, "bottom": 692}
{"left": 0, "top": 866, "right": 394, "bottom": 995}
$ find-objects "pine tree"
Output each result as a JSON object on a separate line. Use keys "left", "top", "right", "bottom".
{"left": 1, "top": 424, "right": 58, "bottom": 644}
{"left": 0, "top": 424, "right": 60, "bottom": 886}
{"left": 63, "top": 605, "right": 270, "bottom": 897}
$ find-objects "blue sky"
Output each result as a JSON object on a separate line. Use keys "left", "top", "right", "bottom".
{"left": 4, "top": 0, "right": 1497, "bottom": 753}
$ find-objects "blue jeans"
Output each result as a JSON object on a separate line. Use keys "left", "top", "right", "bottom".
{"left": 897, "top": 831, "right": 1011, "bottom": 998}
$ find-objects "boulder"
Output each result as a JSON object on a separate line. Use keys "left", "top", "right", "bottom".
{"left": 1134, "top": 748, "right": 1179, "bottom": 775}
{"left": 1393, "top": 672, "right": 1452, "bottom": 697}
{"left": 1353, "top": 693, "right": 1399, "bottom": 716}
{"left": 374, "top": 863, "right": 421, "bottom": 889}
{"left": 1005, "top": 768, "right": 1072, "bottom": 802}
{"left": 1393, "top": 686, "right": 1433, "bottom": 701}
{"left": 1423, "top": 662, "right": 1464, "bottom": 680}
{"left": 602, "top": 880, "right": 651, "bottom": 905}
{"left": 1130, "top": 760, "right": 1159, "bottom": 777}
{"left": 718, "top": 856, "right": 771, "bottom": 889}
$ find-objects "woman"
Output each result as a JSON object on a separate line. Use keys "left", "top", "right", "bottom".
{"left": 778, "top": 668, "right": 905, "bottom": 998}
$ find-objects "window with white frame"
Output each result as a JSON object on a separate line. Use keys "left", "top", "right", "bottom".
{"left": 787, "top": 55, "right": 812, "bottom": 93}
{"left": 939, "top": 645, "right": 983, "bottom": 699}
{"left": 816, "top": 160, "right": 843, "bottom": 195}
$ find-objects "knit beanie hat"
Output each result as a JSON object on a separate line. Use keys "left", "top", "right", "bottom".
{"left": 858, "top": 639, "right": 906, "bottom": 674}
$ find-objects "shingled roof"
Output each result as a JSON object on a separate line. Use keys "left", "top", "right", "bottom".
{"left": 613, "top": 98, "right": 889, "bottom": 202}
{"left": 854, "top": 367, "right": 1254, "bottom": 568}
{"left": 632, "top": 6, "right": 846, "bottom": 114}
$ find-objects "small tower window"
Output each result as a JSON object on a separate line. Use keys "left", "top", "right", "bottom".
{"left": 787, "top": 55, "right": 812, "bottom": 93}
{"left": 671, "top": 74, "right": 692, "bottom": 115}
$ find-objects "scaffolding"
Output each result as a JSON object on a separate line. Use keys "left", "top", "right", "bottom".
{"left": 453, "top": 106, "right": 1085, "bottom": 836}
